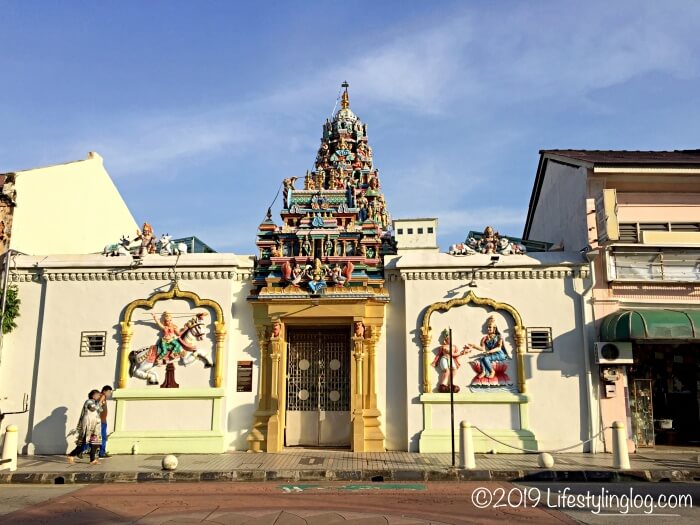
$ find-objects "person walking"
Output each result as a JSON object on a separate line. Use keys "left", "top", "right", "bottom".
{"left": 67, "top": 402, "right": 102, "bottom": 464}
{"left": 76, "top": 389, "right": 102, "bottom": 458}
{"left": 98, "top": 385, "right": 113, "bottom": 458}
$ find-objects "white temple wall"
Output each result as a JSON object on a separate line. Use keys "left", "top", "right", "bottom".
{"left": 384, "top": 275, "right": 408, "bottom": 450}
{"left": 1, "top": 254, "right": 255, "bottom": 454}
{"left": 385, "top": 252, "right": 590, "bottom": 452}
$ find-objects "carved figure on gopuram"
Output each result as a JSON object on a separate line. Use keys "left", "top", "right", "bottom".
{"left": 282, "top": 177, "right": 298, "bottom": 209}
{"left": 314, "top": 168, "right": 325, "bottom": 189}
{"left": 304, "top": 171, "right": 315, "bottom": 190}
{"left": 301, "top": 236, "right": 312, "bottom": 257}
{"left": 249, "top": 82, "right": 396, "bottom": 303}
{"left": 324, "top": 236, "right": 334, "bottom": 257}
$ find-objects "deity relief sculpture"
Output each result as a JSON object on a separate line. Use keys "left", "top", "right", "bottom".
{"left": 307, "top": 258, "right": 327, "bottom": 294}
{"left": 479, "top": 226, "right": 498, "bottom": 254}
{"left": 431, "top": 329, "right": 467, "bottom": 393}
{"left": 329, "top": 262, "right": 353, "bottom": 287}
{"left": 128, "top": 312, "right": 213, "bottom": 385}
{"left": 290, "top": 263, "right": 304, "bottom": 286}
{"left": 134, "top": 222, "right": 157, "bottom": 258}
{"left": 311, "top": 213, "right": 325, "bottom": 228}
{"left": 448, "top": 226, "right": 526, "bottom": 256}
{"left": 151, "top": 312, "right": 183, "bottom": 364}
{"left": 270, "top": 242, "right": 282, "bottom": 258}
{"left": 464, "top": 316, "right": 512, "bottom": 388}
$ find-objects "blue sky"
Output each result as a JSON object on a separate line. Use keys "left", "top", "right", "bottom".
{"left": 2, "top": 1, "right": 700, "bottom": 253}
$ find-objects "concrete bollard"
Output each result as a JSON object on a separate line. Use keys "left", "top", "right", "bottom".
{"left": 612, "top": 421, "right": 630, "bottom": 470}
{"left": 459, "top": 421, "right": 476, "bottom": 469}
{"left": 1, "top": 425, "right": 18, "bottom": 472}
{"left": 538, "top": 452, "right": 555, "bottom": 468}
{"left": 162, "top": 454, "right": 178, "bottom": 471}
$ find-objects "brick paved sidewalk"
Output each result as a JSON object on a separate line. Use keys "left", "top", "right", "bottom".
{"left": 2, "top": 448, "right": 700, "bottom": 483}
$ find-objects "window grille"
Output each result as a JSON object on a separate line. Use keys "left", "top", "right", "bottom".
{"left": 526, "top": 328, "right": 553, "bottom": 353}
{"left": 80, "top": 331, "right": 106, "bottom": 357}
{"left": 617, "top": 222, "right": 700, "bottom": 244}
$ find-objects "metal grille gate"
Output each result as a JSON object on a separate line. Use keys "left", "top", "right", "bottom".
{"left": 285, "top": 328, "right": 351, "bottom": 447}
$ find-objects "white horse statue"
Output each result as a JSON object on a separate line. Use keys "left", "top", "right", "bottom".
{"left": 129, "top": 314, "right": 212, "bottom": 385}
{"left": 158, "top": 234, "right": 188, "bottom": 256}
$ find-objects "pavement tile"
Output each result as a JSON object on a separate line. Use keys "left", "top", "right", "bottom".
{"left": 8, "top": 448, "right": 700, "bottom": 484}
{"left": 304, "top": 511, "right": 351, "bottom": 525}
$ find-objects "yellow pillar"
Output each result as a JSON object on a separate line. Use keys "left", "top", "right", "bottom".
{"left": 420, "top": 328, "right": 432, "bottom": 394}
{"left": 213, "top": 322, "right": 227, "bottom": 388}
{"left": 247, "top": 324, "right": 270, "bottom": 453}
{"left": 362, "top": 325, "right": 385, "bottom": 451}
{"left": 266, "top": 320, "right": 283, "bottom": 452}
{"left": 514, "top": 327, "right": 526, "bottom": 394}
{"left": 351, "top": 329, "right": 366, "bottom": 451}
{"left": 118, "top": 322, "right": 133, "bottom": 389}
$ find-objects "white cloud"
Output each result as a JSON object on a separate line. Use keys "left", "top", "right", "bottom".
{"left": 64, "top": 2, "right": 700, "bottom": 183}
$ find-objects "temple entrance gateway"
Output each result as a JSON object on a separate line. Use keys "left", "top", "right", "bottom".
{"left": 285, "top": 328, "right": 351, "bottom": 447}
{"left": 246, "top": 83, "right": 391, "bottom": 453}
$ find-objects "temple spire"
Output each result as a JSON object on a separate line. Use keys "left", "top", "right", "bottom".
{"left": 340, "top": 81, "right": 350, "bottom": 109}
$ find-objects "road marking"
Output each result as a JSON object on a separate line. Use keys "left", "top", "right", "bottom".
{"left": 278, "top": 483, "right": 426, "bottom": 492}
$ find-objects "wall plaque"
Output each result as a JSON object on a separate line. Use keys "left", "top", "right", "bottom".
{"left": 236, "top": 361, "right": 253, "bottom": 392}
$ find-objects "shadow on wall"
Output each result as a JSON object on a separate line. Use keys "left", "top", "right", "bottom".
{"left": 29, "top": 406, "right": 68, "bottom": 455}
{"left": 227, "top": 403, "right": 256, "bottom": 451}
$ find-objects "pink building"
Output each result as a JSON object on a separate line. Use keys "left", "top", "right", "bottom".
{"left": 524, "top": 150, "right": 700, "bottom": 452}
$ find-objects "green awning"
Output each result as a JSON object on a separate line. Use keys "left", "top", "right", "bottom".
{"left": 600, "top": 309, "right": 700, "bottom": 341}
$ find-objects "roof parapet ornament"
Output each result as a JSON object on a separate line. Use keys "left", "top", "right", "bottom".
{"left": 340, "top": 81, "right": 350, "bottom": 109}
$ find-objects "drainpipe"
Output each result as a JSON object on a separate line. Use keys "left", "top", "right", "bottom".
{"left": 578, "top": 250, "right": 600, "bottom": 453}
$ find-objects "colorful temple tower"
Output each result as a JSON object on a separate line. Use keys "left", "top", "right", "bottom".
{"left": 247, "top": 83, "right": 395, "bottom": 452}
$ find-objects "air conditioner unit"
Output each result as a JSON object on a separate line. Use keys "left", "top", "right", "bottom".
{"left": 594, "top": 342, "right": 633, "bottom": 365}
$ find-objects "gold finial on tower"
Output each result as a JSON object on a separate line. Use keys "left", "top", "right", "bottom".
{"left": 341, "top": 81, "right": 350, "bottom": 109}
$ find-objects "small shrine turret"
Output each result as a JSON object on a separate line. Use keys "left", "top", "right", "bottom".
{"left": 250, "top": 82, "right": 396, "bottom": 299}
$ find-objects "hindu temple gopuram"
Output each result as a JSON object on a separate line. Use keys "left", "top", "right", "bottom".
{"left": 247, "top": 83, "right": 397, "bottom": 452}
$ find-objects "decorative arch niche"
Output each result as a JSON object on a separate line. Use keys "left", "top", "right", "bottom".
{"left": 419, "top": 290, "right": 527, "bottom": 394}
{"left": 118, "top": 283, "right": 227, "bottom": 388}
